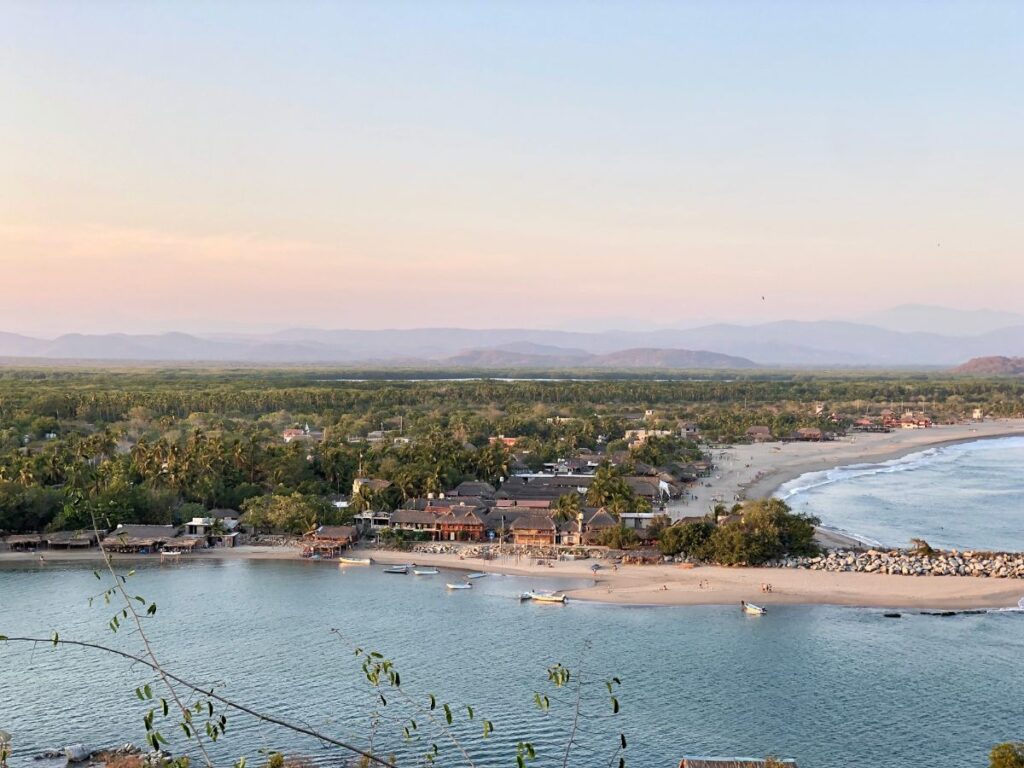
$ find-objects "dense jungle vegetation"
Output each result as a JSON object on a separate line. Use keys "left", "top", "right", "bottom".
{"left": 0, "top": 367, "right": 1021, "bottom": 535}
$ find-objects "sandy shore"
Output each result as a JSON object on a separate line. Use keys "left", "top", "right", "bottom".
{"left": 3, "top": 544, "right": 1022, "bottom": 610}
{"left": 366, "top": 549, "right": 1024, "bottom": 610}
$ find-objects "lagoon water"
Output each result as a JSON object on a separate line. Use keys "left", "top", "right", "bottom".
{"left": 2, "top": 559, "right": 1023, "bottom": 768}
{"left": 778, "top": 436, "right": 1024, "bottom": 551}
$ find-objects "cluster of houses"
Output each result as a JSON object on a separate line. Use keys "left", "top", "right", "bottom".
{"left": 2, "top": 510, "right": 242, "bottom": 555}
{"left": 744, "top": 408, "right": 939, "bottom": 443}
{"left": 350, "top": 465, "right": 700, "bottom": 547}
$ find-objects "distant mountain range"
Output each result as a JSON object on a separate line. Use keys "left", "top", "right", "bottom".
{"left": 3, "top": 307, "right": 1024, "bottom": 368}
{"left": 953, "top": 357, "right": 1024, "bottom": 375}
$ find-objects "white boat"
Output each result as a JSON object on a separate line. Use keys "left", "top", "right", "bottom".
{"left": 413, "top": 568, "right": 439, "bottom": 575}
{"left": 446, "top": 582, "right": 472, "bottom": 590}
{"left": 339, "top": 556, "right": 371, "bottom": 565}
{"left": 741, "top": 601, "right": 767, "bottom": 615}
{"left": 518, "top": 592, "right": 534, "bottom": 601}
{"left": 383, "top": 565, "right": 409, "bottom": 574}
{"left": 467, "top": 572, "right": 488, "bottom": 579}
{"left": 526, "top": 590, "right": 567, "bottom": 604}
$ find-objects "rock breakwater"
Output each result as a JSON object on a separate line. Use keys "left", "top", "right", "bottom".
{"left": 772, "top": 549, "right": 1024, "bottom": 578}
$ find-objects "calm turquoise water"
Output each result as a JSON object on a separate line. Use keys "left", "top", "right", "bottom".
{"left": 779, "top": 436, "right": 1024, "bottom": 551}
{"left": 1, "top": 559, "right": 1023, "bottom": 768}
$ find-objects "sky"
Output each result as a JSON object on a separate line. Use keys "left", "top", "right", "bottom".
{"left": 2, "top": 1, "right": 1023, "bottom": 336}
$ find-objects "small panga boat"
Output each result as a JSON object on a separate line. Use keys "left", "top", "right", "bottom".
{"left": 446, "top": 582, "right": 472, "bottom": 590}
{"left": 527, "top": 590, "right": 567, "bottom": 604}
{"left": 741, "top": 601, "right": 767, "bottom": 615}
{"left": 339, "top": 556, "right": 371, "bottom": 565}
{"left": 467, "top": 572, "right": 488, "bottom": 579}
{"left": 383, "top": 565, "right": 409, "bottom": 574}
{"left": 413, "top": 568, "right": 439, "bottom": 575}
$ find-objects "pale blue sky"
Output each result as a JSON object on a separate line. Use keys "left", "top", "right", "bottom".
{"left": 2, "top": 1, "right": 1022, "bottom": 334}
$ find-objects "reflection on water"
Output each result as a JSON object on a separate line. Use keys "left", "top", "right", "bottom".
{"left": 1, "top": 559, "right": 1022, "bottom": 768}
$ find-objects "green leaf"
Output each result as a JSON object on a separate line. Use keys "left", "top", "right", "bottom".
{"left": 482, "top": 720, "right": 493, "bottom": 738}
{"left": 147, "top": 603, "right": 158, "bottom": 616}
{"left": 0, "top": 635, "right": 7, "bottom": 641}
{"left": 620, "top": 733, "right": 627, "bottom": 749}
{"left": 134, "top": 595, "right": 146, "bottom": 604}
{"left": 51, "top": 632, "right": 59, "bottom": 647}
{"left": 93, "top": 570, "right": 101, "bottom": 580}
{"left": 161, "top": 698, "right": 169, "bottom": 717}
{"left": 611, "top": 696, "right": 620, "bottom": 714}
{"left": 428, "top": 694, "right": 436, "bottom": 710}
{"left": 135, "top": 687, "right": 144, "bottom": 700}
{"left": 466, "top": 705, "right": 474, "bottom": 720}
{"left": 443, "top": 703, "right": 452, "bottom": 725}
{"left": 144, "top": 683, "right": 153, "bottom": 699}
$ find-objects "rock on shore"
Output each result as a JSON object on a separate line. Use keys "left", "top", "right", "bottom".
{"left": 771, "top": 549, "right": 1024, "bottom": 578}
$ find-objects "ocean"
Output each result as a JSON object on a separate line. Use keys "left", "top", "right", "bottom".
{"left": 777, "top": 436, "right": 1024, "bottom": 551}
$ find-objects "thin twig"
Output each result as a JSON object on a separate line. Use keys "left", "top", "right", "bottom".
{"left": 0, "top": 636, "right": 396, "bottom": 768}
{"left": 330, "top": 628, "right": 478, "bottom": 768}
{"left": 92, "top": 517, "right": 214, "bottom": 767}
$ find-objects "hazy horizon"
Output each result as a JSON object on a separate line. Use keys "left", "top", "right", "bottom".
{"left": 4, "top": 2, "right": 1023, "bottom": 336}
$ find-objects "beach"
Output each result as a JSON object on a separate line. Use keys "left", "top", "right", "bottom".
{"left": 2, "top": 541, "right": 1023, "bottom": 610}
{"left": 666, "top": 419, "right": 1024, "bottom": 549}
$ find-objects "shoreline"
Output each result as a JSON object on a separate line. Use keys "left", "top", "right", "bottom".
{"left": 2, "top": 545, "right": 1023, "bottom": 610}
{"left": 746, "top": 425, "right": 1024, "bottom": 500}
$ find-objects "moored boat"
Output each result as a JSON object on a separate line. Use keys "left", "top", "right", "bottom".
{"left": 384, "top": 565, "right": 409, "bottom": 574}
{"left": 339, "top": 556, "right": 371, "bottom": 565}
{"left": 467, "top": 572, "right": 488, "bottom": 579}
{"left": 526, "top": 590, "right": 567, "bottom": 603}
{"left": 741, "top": 600, "right": 767, "bottom": 615}
{"left": 446, "top": 582, "right": 472, "bottom": 590}
{"left": 413, "top": 568, "right": 439, "bottom": 575}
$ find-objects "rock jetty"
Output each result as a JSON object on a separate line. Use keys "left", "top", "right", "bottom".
{"left": 770, "top": 549, "right": 1024, "bottom": 578}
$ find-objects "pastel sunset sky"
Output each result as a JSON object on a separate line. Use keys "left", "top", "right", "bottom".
{"left": 2, "top": 1, "right": 1022, "bottom": 335}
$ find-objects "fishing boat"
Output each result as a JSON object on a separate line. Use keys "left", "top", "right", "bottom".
{"left": 741, "top": 601, "right": 767, "bottom": 615}
{"left": 467, "top": 572, "right": 488, "bottom": 580}
{"left": 339, "top": 556, "right": 371, "bottom": 566}
{"left": 413, "top": 568, "right": 439, "bottom": 575}
{"left": 446, "top": 582, "right": 472, "bottom": 590}
{"left": 383, "top": 565, "right": 409, "bottom": 574}
{"left": 526, "top": 590, "right": 567, "bottom": 604}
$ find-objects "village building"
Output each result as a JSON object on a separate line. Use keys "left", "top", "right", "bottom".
{"left": 353, "top": 509, "right": 393, "bottom": 532}
{"left": 105, "top": 524, "right": 182, "bottom": 554}
{"left": 282, "top": 424, "right": 324, "bottom": 443}
{"left": 390, "top": 509, "right": 442, "bottom": 538}
{"left": 353, "top": 477, "right": 393, "bottom": 495}
{"left": 791, "top": 427, "right": 823, "bottom": 441}
{"left": 677, "top": 421, "right": 700, "bottom": 439}
{"left": 745, "top": 426, "right": 774, "bottom": 442}
{"left": 488, "top": 434, "right": 521, "bottom": 448}
{"left": 624, "top": 428, "right": 672, "bottom": 447}
{"left": 4, "top": 534, "right": 45, "bottom": 552}
{"left": 45, "top": 531, "right": 99, "bottom": 550}
{"left": 450, "top": 481, "right": 495, "bottom": 498}
{"left": 305, "top": 525, "right": 358, "bottom": 557}
{"left": 510, "top": 515, "right": 557, "bottom": 546}
{"left": 438, "top": 507, "right": 487, "bottom": 541}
